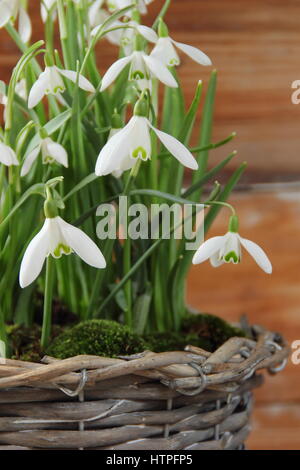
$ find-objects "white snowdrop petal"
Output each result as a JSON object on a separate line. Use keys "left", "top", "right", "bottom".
{"left": 95, "top": 119, "right": 134, "bottom": 175}
{"left": 173, "top": 40, "right": 212, "bottom": 66}
{"left": 28, "top": 71, "right": 49, "bottom": 108}
{"left": 88, "top": 0, "right": 105, "bottom": 25}
{"left": 129, "top": 116, "right": 151, "bottom": 160}
{"left": 100, "top": 55, "right": 132, "bottom": 91}
{"left": 239, "top": 236, "right": 272, "bottom": 274}
{"left": 192, "top": 236, "right": 225, "bottom": 265}
{"left": 21, "top": 145, "right": 40, "bottom": 176}
{"left": 18, "top": 6, "right": 32, "bottom": 43}
{"left": 46, "top": 142, "right": 68, "bottom": 168}
{"left": 0, "top": 143, "right": 19, "bottom": 166}
{"left": 210, "top": 252, "right": 224, "bottom": 268}
{"left": 19, "top": 220, "right": 50, "bottom": 288}
{"left": 136, "top": 25, "right": 158, "bottom": 43}
{"left": 57, "top": 217, "right": 106, "bottom": 269}
{"left": 0, "top": 3, "right": 12, "bottom": 28}
{"left": 143, "top": 54, "right": 178, "bottom": 88}
{"left": 151, "top": 38, "right": 180, "bottom": 67}
{"left": 58, "top": 69, "right": 96, "bottom": 93}
{"left": 149, "top": 123, "right": 198, "bottom": 170}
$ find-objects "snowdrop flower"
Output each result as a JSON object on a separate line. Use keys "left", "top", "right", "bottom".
{"left": 28, "top": 65, "right": 95, "bottom": 109}
{"left": 95, "top": 99, "right": 198, "bottom": 176}
{"left": 92, "top": 19, "right": 157, "bottom": 56}
{"left": 19, "top": 215, "right": 106, "bottom": 288}
{"left": 100, "top": 50, "right": 178, "bottom": 92}
{"left": 192, "top": 216, "right": 272, "bottom": 274}
{"left": 104, "top": 112, "right": 125, "bottom": 178}
{"left": 0, "top": 142, "right": 19, "bottom": 167}
{"left": 151, "top": 19, "right": 212, "bottom": 68}
{"left": 21, "top": 135, "right": 68, "bottom": 177}
{"left": 0, "top": 0, "right": 31, "bottom": 43}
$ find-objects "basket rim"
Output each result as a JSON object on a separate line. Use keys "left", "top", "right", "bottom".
{"left": 0, "top": 322, "right": 289, "bottom": 396}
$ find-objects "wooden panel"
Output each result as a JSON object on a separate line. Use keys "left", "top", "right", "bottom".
{"left": 0, "top": 1, "right": 300, "bottom": 178}
{"left": 0, "top": 1, "right": 299, "bottom": 450}
{"left": 187, "top": 191, "right": 300, "bottom": 449}
{"left": 248, "top": 404, "right": 300, "bottom": 450}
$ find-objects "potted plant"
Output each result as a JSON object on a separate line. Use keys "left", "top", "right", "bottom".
{"left": 0, "top": 0, "right": 288, "bottom": 450}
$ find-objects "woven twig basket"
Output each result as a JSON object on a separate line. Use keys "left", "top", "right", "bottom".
{"left": 0, "top": 324, "right": 289, "bottom": 450}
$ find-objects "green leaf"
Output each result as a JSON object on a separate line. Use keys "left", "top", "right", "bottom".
{"left": 0, "top": 183, "right": 45, "bottom": 231}
{"left": 192, "top": 70, "right": 217, "bottom": 201}
{"left": 25, "top": 110, "right": 72, "bottom": 156}
{"left": 183, "top": 150, "right": 237, "bottom": 198}
{"left": 63, "top": 173, "right": 98, "bottom": 202}
{"left": 133, "top": 284, "right": 152, "bottom": 335}
{"left": 204, "top": 162, "right": 247, "bottom": 233}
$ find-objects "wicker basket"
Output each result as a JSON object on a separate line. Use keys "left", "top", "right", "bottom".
{"left": 0, "top": 323, "right": 289, "bottom": 450}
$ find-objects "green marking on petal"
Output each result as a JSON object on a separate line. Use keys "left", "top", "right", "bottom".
{"left": 169, "top": 58, "right": 179, "bottom": 65}
{"left": 52, "top": 243, "right": 72, "bottom": 259}
{"left": 223, "top": 251, "right": 239, "bottom": 264}
{"left": 122, "top": 37, "right": 131, "bottom": 46}
{"left": 131, "top": 70, "right": 145, "bottom": 80}
{"left": 43, "top": 156, "right": 54, "bottom": 164}
{"left": 54, "top": 85, "right": 65, "bottom": 93}
{"left": 132, "top": 146, "right": 148, "bottom": 161}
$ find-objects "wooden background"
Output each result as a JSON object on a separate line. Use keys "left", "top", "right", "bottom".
{"left": 1, "top": 0, "right": 300, "bottom": 450}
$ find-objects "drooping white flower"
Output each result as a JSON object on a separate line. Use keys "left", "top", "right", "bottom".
{"left": 192, "top": 230, "right": 272, "bottom": 274}
{"left": 28, "top": 65, "right": 95, "bottom": 108}
{"left": 151, "top": 36, "right": 212, "bottom": 67}
{"left": 92, "top": 17, "right": 158, "bottom": 55}
{"left": 100, "top": 50, "right": 178, "bottom": 92}
{"left": 21, "top": 137, "right": 68, "bottom": 177}
{"left": 0, "top": 0, "right": 31, "bottom": 43}
{"left": 95, "top": 115, "right": 198, "bottom": 176}
{"left": 19, "top": 216, "right": 106, "bottom": 288}
{"left": 0, "top": 142, "right": 19, "bottom": 167}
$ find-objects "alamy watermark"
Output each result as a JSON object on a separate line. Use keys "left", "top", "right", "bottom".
{"left": 291, "top": 80, "right": 300, "bottom": 104}
{"left": 96, "top": 196, "right": 205, "bottom": 250}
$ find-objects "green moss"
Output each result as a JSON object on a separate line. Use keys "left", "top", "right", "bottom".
{"left": 6, "top": 314, "right": 246, "bottom": 362}
{"left": 47, "top": 319, "right": 148, "bottom": 359}
{"left": 181, "top": 312, "right": 246, "bottom": 352}
{"left": 144, "top": 331, "right": 211, "bottom": 353}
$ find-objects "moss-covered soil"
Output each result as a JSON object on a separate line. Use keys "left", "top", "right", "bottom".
{"left": 7, "top": 311, "right": 245, "bottom": 362}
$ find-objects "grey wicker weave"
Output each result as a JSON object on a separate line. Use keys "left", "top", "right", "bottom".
{"left": 0, "top": 324, "right": 289, "bottom": 450}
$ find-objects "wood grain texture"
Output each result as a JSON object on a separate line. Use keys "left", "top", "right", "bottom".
{"left": 0, "top": 0, "right": 299, "bottom": 450}
{"left": 187, "top": 190, "right": 300, "bottom": 450}
{"left": 0, "top": 0, "right": 300, "bottom": 179}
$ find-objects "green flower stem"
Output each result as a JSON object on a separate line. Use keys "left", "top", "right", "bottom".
{"left": 204, "top": 200, "right": 236, "bottom": 216}
{"left": 152, "top": 0, "right": 172, "bottom": 30}
{"left": 45, "top": 15, "right": 54, "bottom": 57}
{"left": 79, "top": 5, "right": 135, "bottom": 74}
{"left": 41, "top": 256, "right": 55, "bottom": 349}
{"left": 5, "top": 23, "right": 41, "bottom": 76}
{"left": 57, "top": 0, "right": 71, "bottom": 69}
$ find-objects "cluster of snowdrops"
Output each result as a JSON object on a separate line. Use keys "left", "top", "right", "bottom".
{"left": 0, "top": 0, "right": 272, "bottom": 348}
